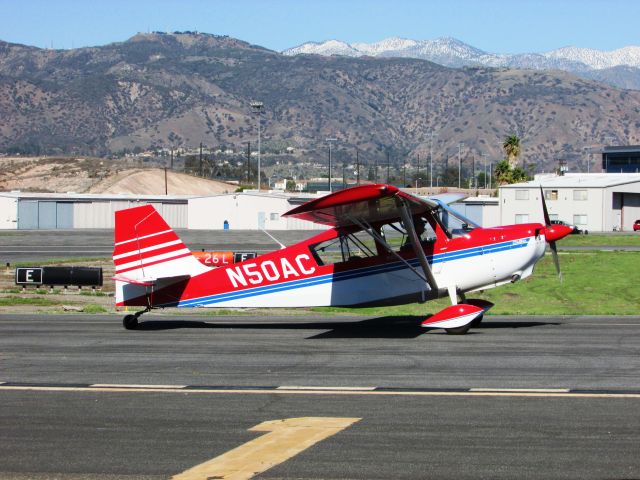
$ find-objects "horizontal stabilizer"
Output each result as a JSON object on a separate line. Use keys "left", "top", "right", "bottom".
{"left": 112, "top": 274, "right": 156, "bottom": 286}
{"left": 422, "top": 304, "right": 484, "bottom": 329}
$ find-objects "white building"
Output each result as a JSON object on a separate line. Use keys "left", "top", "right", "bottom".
{"left": 0, "top": 192, "right": 190, "bottom": 229}
{"left": 188, "top": 192, "right": 326, "bottom": 230}
{"left": 499, "top": 173, "right": 640, "bottom": 232}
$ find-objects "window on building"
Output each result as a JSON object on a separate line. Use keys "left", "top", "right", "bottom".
{"left": 515, "top": 214, "right": 529, "bottom": 224}
{"left": 549, "top": 214, "right": 559, "bottom": 221}
{"left": 573, "top": 190, "right": 588, "bottom": 201}
{"left": 270, "top": 213, "right": 279, "bottom": 221}
{"left": 544, "top": 190, "right": 558, "bottom": 200}
{"left": 573, "top": 214, "right": 587, "bottom": 226}
{"left": 515, "top": 190, "right": 529, "bottom": 200}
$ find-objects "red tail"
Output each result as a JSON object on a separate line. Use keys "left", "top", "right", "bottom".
{"left": 113, "top": 204, "right": 209, "bottom": 283}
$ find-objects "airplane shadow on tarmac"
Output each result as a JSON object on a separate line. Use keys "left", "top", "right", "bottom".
{"left": 135, "top": 316, "right": 558, "bottom": 340}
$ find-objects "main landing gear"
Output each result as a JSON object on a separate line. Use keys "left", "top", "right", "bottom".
{"left": 122, "top": 307, "right": 150, "bottom": 330}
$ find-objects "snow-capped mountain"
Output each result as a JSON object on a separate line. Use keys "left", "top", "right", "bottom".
{"left": 283, "top": 37, "right": 640, "bottom": 89}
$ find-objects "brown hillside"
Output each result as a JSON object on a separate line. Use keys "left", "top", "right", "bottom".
{"left": 89, "top": 168, "right": 236, "bottom": 195}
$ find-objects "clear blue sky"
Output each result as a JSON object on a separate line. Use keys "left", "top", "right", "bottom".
{"left": 2, "top": 0, "right": 639, "bottom": 53}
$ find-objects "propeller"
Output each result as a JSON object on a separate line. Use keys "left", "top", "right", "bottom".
{"left": 539, "top": 186, "right": 572, "bottom": 281}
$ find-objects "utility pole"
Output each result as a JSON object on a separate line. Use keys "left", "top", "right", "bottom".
{"left": 416, "top": 154, "right": 420, "bottom": 189}
{"left": 170, "top": 147, "right": 174, "bottom": 170}
{"left": 458, "top": 142, "right": 464, "bottom": 189}
{"left": 472, "top": 151, "right": 476, "bottom": 189}
{"left": 356, "top": 149, "right": 360, "bottom": 185}
{"left": 326, "top": 137, "right": 337, "bottom": 192}
{"left": 429, "top": 131, "right": 438, "bottom": 189}
{"left": 481, "top": 153, "right": 489, "bottom": 189}
{"left": 250, "top": 101, "right": 263, "bottom": 191}
{"left": 386, "top": 149, "right": 391, "bottom": 183}
{"left": 403, "top": 158, "right": 406, "bottom": 187}
{"left": 199, "top": 142, "right": 203, "bottom": 177}
{"left": 246, "top": 141, "right": 251, "bottom": 184}
{"left": 164, "top": 167, "right": 168, "bottom": 195}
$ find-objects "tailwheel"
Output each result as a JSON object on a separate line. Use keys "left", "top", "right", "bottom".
{"left": 123, "top": 314, "right": 138, "bottom": 330}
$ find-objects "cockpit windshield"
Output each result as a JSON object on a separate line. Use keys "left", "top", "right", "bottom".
{"left": 435, "top": 200, "right": 479, "bottom": 238}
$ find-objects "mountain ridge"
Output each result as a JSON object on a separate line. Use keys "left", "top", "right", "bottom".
{"left": 1, "top": 31, "right": 639, "bottom": 174}
{"left": 283, "top": 37, "right": 640, "bottom": 89}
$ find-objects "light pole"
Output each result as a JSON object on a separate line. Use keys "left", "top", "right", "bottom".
{"left": 458, "top": 142, "right": 464, "bottom": 189}
{"left": 326, "top": 137, "right": 337, "bottom": 192}
{"left": 481, "top": 153, "right": 489, "bottom": 189}
{"left": 250, "top": 101, "right": 263, "bottom": 191}
{"left": 429, "top": 131, "right": 438, "bottom": 189}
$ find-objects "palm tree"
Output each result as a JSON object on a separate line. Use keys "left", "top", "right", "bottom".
{"left": 503, "top": 134, "right": 521, "bottom": 168}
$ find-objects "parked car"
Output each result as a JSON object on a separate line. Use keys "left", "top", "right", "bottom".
{"left": 550, "top": 219, "right": 583, "bottom": 234}
{"left": 634, "top": 219, "right": 640, "bottom": 231}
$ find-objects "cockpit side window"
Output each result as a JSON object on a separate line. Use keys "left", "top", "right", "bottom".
{"left": 435, "top": 202, "right": 479, "bottom": 238}
{"left": 309, "top": 229, "right": 379, "bottom": 266}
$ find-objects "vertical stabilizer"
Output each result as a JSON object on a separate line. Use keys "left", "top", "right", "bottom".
{"left": 113, "top": 205, "right": 209, "bottom": 304}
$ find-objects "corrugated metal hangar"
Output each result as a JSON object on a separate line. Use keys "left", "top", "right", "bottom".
{"left": 0, "top": 193, "right": 190, "bottom": 230}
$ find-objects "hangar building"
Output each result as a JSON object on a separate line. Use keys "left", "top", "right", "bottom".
{"left": 0, "top": 192, "right": 190, "bottom": 230}
{"left": 188, "top": 191, "right": 325, "bottom": 230}
{"left": 499, "top": 173, "right": 640, "bottom": 232}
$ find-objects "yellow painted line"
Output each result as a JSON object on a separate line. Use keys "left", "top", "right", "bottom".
{"left": 470, "top": 388, "right": 571, "bottom": 393}
{"left": 172, "top": 417, "right": 360, "bottom": 480}
{"left": 277, "top": 385, "right": 376, "bottom": 391}
{"left": 90, "top": 383, "right": 186, "bottom": 389}
{"left": 1, "top": 385, "right": 640, "bottom": 399}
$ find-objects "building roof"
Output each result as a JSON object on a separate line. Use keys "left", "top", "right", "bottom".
{"left": 0, "top": 192, "right": 193, "bottom": 202}
{"left": 501, "top": 173, "right": 640, "bottom": 189}
{"left": 602, "top": 145, "right": 640, "bottom": 154}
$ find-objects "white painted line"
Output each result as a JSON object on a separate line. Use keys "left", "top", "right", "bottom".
{"left": 2, "top": 385, "right": 640, "bottom": 398}
{"left": 90, "top": 383, "right": 187, "bottom": 389}
{"left": 277, "top": 385, "right": 376, "bottom": 391}
{"left": 470, "top": 388, "right": 571, "bottom": 393}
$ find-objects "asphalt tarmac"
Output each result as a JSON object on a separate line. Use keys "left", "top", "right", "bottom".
{"left": 1, "top": 230, "right": 638, "bottom": 264}
{"left": 0, "top": 230, "right": 316, "bottom": 263}
{"left": 1, "top": 313, "right": 639, "bottom": 479}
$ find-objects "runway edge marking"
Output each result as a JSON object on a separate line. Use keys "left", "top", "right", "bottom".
{"left": 2, "top": 383, "right": 640, "bottom": 398}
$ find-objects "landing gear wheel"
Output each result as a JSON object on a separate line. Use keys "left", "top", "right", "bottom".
{"left": 123, "top": 314, "right": 138, "bottom": 330}
{"left": 469, "top": 314, "right": 484, "bottom": 328}
{"left": 445, "top": 324, "right": 472, "bottom": 335}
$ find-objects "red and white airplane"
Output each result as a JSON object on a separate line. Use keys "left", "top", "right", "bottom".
{"left": 112, "top": 184, "right": 572, "bottom": 334}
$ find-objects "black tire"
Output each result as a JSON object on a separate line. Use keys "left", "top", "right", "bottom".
{"left": 445, "top": 324, "right": 472, "bottom": 335}
{"left": 469, "top": 314, "right": 484, "bottom": 328}
{"left": 123, "top": 314, "right": 138, "bottom": 330}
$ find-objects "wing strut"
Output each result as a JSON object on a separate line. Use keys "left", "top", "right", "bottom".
{"left": 395, "top": 197, "right": 439, "bottom": 292}
{"left": 346, "top": 215, "right": 429, "bottom": 284}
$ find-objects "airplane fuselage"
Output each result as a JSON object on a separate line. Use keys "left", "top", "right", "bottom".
{"left": 118, "top": 223, "right": 547, "bottom": 309}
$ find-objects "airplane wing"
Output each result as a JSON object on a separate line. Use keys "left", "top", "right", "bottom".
{"left": 283, "top": 184, "right": 439, "bottom": 227}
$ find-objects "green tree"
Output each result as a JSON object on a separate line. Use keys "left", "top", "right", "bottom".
{"left": 503, "top": 134, "right": 521, "bottom": 168}
{"left": 495, "top": 160, "right": 528, "bottom": 185}
{"left": 286, "top": 179, "right": 297, "bottom": 191}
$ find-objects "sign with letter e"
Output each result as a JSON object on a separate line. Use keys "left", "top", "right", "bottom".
{"left": 15, "top": 267, "right": 43, "bottom": 285}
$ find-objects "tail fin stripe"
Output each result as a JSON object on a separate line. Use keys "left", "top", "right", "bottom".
{"left": 114, "top": 244, "right": 188, "bottom": 268}
{"left": 115, "top": 248, "right": 191, "bottom": 273}
{"left": 115, "top": 251, "right": 193, "bottom": 275}
{"left": 115, "top": 228, "right": 174, "bottom": 247}
{"left": 113, "top": 239, "right": 183, "bottom": 261}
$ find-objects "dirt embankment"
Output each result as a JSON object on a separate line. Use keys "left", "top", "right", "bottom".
{"left": 0, "top": 156, "right": 236, "bottom": 195}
